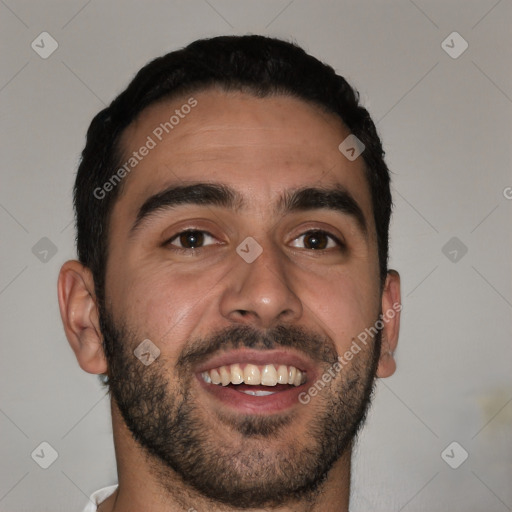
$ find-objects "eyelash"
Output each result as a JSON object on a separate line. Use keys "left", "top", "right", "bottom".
{"left": 164, "top": 229, "right": 344, "bottom": 254}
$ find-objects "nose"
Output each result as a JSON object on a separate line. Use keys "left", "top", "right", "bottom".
{"left": 219, "top": 239, "right": 303, "bottom": 330}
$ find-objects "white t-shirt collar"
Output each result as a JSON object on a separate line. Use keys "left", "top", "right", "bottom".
{"left": 81, "top": 484, "right": 118, "bottom": 512}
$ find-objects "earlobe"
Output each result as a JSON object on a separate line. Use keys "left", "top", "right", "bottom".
{"left": 57, "top": 260, "right": 108, "bottom": 375}
{"left": 376, "top": 270, "right": 401, "bottom": 378}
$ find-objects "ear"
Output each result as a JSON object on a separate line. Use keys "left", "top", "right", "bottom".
{"left": 376, "top": 269, "right": 401, "bottom": 378}
{"left": 57, "top": 260, "right": 107, "bottom": 374}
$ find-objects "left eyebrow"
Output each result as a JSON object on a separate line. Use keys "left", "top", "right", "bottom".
{"left": 278, "top": 184, "right": 368, "bottom": 237}
{"left": 129, "top": 182, "right": 368, "bottom": 238}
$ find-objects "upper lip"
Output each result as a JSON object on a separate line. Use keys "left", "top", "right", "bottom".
{"left": 194, "top": 348, "right": 318, "bottom": 379}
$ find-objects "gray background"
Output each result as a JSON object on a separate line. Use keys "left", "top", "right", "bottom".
{"left": 1, "top": 1, "right": 511, "bottom": 511}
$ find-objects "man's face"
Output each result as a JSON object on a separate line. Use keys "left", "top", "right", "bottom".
{"left": 101, "top": 89, "right": 382, "bottom": 507}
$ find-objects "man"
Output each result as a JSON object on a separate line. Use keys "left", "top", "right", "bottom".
{"left": 58, "top": 35, "right": 401, "bottom": 512}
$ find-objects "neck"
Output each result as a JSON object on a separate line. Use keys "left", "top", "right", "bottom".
{"left": 101, "top": 401, "right": 352, "bottom": 512}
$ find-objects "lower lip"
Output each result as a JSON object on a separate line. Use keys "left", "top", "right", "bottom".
{"left": 196, "top": 375, "right": 308, "bottom": 414}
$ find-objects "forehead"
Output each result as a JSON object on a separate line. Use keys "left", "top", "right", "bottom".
{"left": 113, "top": 89, "right": 373, "bottom": 227}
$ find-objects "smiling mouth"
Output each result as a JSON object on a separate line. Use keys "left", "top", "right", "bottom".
{"left": 195, "top": 350, "right": 315, "bottom": 412}
{"left": 201, "top": 363, "right": 307, "bottom": 395}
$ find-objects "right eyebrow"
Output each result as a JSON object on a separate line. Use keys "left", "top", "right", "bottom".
{"left": 129, "top": 182, "right": 243, "bottom": 237}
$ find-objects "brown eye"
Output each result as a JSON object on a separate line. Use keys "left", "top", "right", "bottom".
{"left": 291, "top": 230, "right": 342, "bottom": 251}
{"left": 167, "top": 230, "right": 215, "bottom": 249}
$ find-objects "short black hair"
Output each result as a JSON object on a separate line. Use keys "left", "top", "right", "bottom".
{"left": 74, "top": 35, "right": 392, "bottom": 308}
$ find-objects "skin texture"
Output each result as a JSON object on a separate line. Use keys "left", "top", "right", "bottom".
{"left": 58, "top": 89, "right": 401, "bottom": 512}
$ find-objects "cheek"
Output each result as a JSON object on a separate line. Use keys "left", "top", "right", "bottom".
{"left": 111, "top": 259, "right": 225, "bottom": 353}
{"left": 302, "top": 266, "right": 380, "bottom": 352}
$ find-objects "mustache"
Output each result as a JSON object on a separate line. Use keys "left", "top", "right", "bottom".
{"left": 176, "top": 324, "right": 339, "bottom": 371}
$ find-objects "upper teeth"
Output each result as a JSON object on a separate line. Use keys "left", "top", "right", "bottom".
{"left": 201, "top": 363, "right": 306, "bottom": 387}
